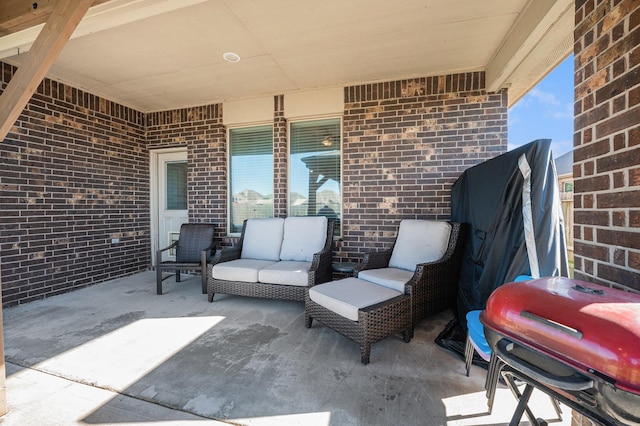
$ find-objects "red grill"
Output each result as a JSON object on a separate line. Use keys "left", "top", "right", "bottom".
{"left": 481, "top": 277, "right": 640, "bottom": 426}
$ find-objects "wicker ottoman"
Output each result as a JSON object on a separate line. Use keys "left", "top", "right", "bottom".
{"left": 305, "top": 277, "right": 412, "bottom": 364}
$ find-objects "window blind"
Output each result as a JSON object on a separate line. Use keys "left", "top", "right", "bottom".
{"left": 166, "top": 161, "right": 187, "bottom": 210}
{"left": 229, "top": 125, "right": 274, "bottom": 233}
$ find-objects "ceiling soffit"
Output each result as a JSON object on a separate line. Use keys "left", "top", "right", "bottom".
{"left": 0, "top": 0, "right": 573, "bottom": 112}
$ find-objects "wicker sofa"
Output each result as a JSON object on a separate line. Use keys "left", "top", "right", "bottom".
{"left": 207, "top": 216, "right": 334, "bottom": 303}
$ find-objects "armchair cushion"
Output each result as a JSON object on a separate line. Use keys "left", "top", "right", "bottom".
{"left": 212, "top": 259, "right": 277, "bottom": 283}
{"left": 389, "top": 220, "right": 451, "bottom": 271}
{"left": 241, "top": 218, "right": 285, "bottom": 261}
{"left": 259, "top": 261, "right": 312, "bottom": 286}
{"left": 309, "top": 277, "right": 403, "bottom": 321}
{"left": 356, "top": 267, "right": 414, "bottom": 292}
{"left": 279, "top": 216, "right": 328, "bottom": 262}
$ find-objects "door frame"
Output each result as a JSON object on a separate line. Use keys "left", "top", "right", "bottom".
{"left": 149, "top": 146, "right": 188, "bottom": 267}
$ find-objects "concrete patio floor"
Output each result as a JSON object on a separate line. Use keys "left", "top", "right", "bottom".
{"left": 1, "top": 271, "right": 573, "bottom": 425}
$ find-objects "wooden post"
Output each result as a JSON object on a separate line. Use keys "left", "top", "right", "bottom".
{"left": 0, "top": 0, "right": 93, "bottom": 142}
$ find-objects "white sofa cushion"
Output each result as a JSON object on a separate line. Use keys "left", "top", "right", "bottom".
{"left": 389, "top": 220, "right": 451, "bottom": 271}
{"left": 357, "top": 267, "right": 414, "bottom": 292}
{"left": 309, "top": 277, "right": 403, "bottom": 321}
{"left": 212, "top": 259, "right": 276, "bottom": 283}
{"left": 279, "top": 216, "right": 328, "bottom": 262}
{"left": 241, "top": 218, "right": 285, "bottom": 261}
{"left": 258, "top": 261, "right": 311, "bottom": 286}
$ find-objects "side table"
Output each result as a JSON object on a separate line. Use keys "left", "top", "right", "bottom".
{"left": 332, "top": 262, "right": 358, "bottom": 279}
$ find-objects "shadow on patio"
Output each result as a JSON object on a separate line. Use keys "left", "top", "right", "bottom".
{"left": 2, "top": 272, "right": 570, "bottom": 425}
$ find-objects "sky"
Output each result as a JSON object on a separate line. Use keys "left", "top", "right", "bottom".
{"left": 508, "top": 55, "right": 574, "bottom": 158}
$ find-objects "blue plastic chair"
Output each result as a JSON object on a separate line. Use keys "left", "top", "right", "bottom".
{"left": 463, "top": 275, "right": 533, "bottom": 413}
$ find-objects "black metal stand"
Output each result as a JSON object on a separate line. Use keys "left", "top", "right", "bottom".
{"left": 500, "top": 366, "right": 617, "bottom": 426}
{"left": 501, "top": 368, "right": 555, "bottom": 426}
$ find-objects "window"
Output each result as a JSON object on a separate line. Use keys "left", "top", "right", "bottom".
{"left": 289, "top": 118, "right": 341, "bottom": 232}
{"left": 165, "top": 161, "right": 187, "bottom": 210}
{"left": 229, "top": 125, "right": 274, "bottom": 233}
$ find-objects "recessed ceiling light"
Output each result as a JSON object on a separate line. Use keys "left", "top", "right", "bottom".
{"left": 223, "top": 52, "right": 241, "bottom": 63}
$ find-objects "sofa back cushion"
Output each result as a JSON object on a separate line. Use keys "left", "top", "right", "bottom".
{"left": 241, "top": 218, "right": 285, "bottom": 261}
{"left": 279, "top": 216, "right": 328, "bottom": 262}
{"left": 389, "top": 220, "right": 451, "bottom": 271}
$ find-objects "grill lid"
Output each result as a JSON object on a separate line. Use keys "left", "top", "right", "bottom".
{"left": 481, "top": 277, "right": 640, "bottom": 395}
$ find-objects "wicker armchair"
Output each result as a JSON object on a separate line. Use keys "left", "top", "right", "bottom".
{"left": 156, "top": 223, "right": 217, "bottom": 295}
{"left": 305, "top": 220, "right": 465, "bottom": 364}
{"left": 354, "top": 221, "right": 465, "bottom": 328}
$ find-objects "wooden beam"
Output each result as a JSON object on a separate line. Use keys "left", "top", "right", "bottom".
{"left": 0, "top": 1, "right": 57, "bottom": 37}
{"left": 0, "top": 1, "right": 110, "bottom": 36}
{"left": 0, "top": 0, "right": 201, "bottom": 61}
{"left": 0, "top": 0, "right": 92, "bottom": 142}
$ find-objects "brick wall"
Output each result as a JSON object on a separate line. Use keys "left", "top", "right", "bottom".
{"left": 573, "top": 0, "right": 640, "bottom": 293}
{"left": 573, "top": 0, "right": 639, "bottom": 423}
{"left": 0, "top": 63, "right": 148, "bottom": 306}
{"left": 0, "top": 65, "right": 507, "bottom": 306}
{"left": 143, "top": 74, "right": 507, "bottom": 263}
{"left": 340, "top": 74, "right": 508, "bottom": 261}
{"left": 273, "top": 95, "right": 288, "bottom": 218}
{"left": 146, "top": 104, "right": 227, "bottom": 240}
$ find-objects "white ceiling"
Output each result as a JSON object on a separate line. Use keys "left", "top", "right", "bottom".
{"left": 0, "top": 0, "right": 574, "bottom": 112}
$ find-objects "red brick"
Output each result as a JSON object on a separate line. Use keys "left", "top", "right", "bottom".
{"left": 582, "top": 194, "right": 595, "bottom": 209}
{"left": 584, "top": 224, "right": 595, "bottom": 239}
{"left": 612, "top": 209, "right": 626, "bottom": 225}
{"left": 630, "top": 251, "right": 640, "bottom": 270}
{"left": 576, "top": 68, "right": 608, "bottom": 101}
{"left": 632, "top": 167, "right": 640, "bottom": 186}
{"left": 585, "top": 160, "right": 596, "bottom": 176}
{"left": 598, "top": 263, "right": 640, "bottom": 289}
{"left": 596, "top": 105, "right": 640, "bottom": 138}
{"left": 631, "top": 126, "right": 640, "bottom": 146}
{"left": 598, "top": 145, "right": 640, "bottom": 172}
{"left": 631, "top": 86, "right": 640, "bottom": 107}
{"left": 614, "top": 248, "right": 626, "bottom": 265}
{"left": 595, "top": 65, "right": 640, "bottom": 105}
{"left": 575, "top": 209, "right": 610, "bottom": 225}
{"left": 602, "top": 0, "right": 639, "bottom": 34}
{"left": 614, "top": 171, "right": 626, "bottom": 187}
{"left": 575, "top": 139, "right": 611, "bottom": 162}
{"left": 614, "top": 132, "right": 626, "bottom": 149}
{"left": 575, "top": 102, "right": 610, "bottom": 130}
{"left": 632, "top": 6, "right": 640, "bottom": 28}
{"left": 613, "top": 93, "right": 626, "bottom": 112}
{"left": 575, "top": 241, "right": 608, "bottom": 260}
{"left": 612, "top": 21, "right": 625, "bottom": 42}
{"left": 598, "top": 189, "right": 640, "bottom": 208}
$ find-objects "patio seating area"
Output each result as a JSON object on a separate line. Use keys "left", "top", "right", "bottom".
{"left": 2, "top": 271, "right": 572, "bottom": 425}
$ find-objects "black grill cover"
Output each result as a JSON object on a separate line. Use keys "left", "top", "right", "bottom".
{"left": 451, "top": 139, "right": 569, "bottom": 325}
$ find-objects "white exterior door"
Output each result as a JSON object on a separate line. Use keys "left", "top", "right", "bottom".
{"left": 151, "top": 148, "right": 188, "bottom": 265}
